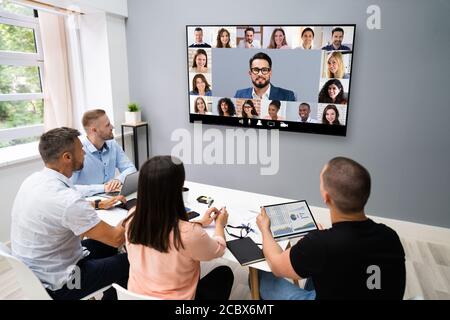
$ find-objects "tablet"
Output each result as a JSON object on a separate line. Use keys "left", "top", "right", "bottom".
{"left": 263, "top": 200, "right": 318, "bottom": 241}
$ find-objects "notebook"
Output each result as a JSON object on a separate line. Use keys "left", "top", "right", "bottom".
{"left": 226, "top": 237, "right": 265, "bottom": 266}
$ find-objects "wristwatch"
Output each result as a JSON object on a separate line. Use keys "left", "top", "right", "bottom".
{"left": 94, "top": 199, "right": 101, "bottom": 210}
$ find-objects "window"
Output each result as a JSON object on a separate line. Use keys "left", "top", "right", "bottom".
{"left": 0, "top": 1, "right": 44, "bottom": 149}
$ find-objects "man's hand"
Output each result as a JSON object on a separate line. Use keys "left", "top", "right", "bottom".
{"left": 256, "top": 207, "right": 271, "bottom": 233}
{"left": 104, "top": 179, "right": 122, "bottom": 193}
{"left": 98, "top": 195, "right": 127, "bottom": 210}
{"left": 199, "top": 207, "right": 220, "bottom": 227}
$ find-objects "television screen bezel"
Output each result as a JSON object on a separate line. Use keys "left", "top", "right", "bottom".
{"left": 186, "top": 24, "right": 356, "bottom": 137}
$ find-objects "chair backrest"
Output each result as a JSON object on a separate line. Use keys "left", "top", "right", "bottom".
{"left": 0, "top": 243, "right": 52, "bottom": 300}
{"left": 112, "top": 283, "right": 161, "bottom": 300}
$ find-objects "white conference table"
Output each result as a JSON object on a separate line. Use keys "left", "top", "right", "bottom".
{"left": 97, "top": 180, "right": 332, "bottom": 300}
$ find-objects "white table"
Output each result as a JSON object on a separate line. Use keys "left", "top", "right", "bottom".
{"left": 96, "top": 180, "right": 332, "bottom": 299}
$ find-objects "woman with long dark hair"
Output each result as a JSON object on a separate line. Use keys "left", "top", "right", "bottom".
{"left": 124, "top": 156, "right": 233, "bottom": 300}
{"left": 321, "top": 104, "right": 341, "bottom": 125}
{"left": 241, "top": 99, "right": 258, "bottom": 118}
{"left": 318, "top": 79, "right": 347, "bottom": 104}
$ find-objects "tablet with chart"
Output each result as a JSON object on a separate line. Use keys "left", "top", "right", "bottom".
{"left": 264, "top": 200, "right": 318, "bottom": 240}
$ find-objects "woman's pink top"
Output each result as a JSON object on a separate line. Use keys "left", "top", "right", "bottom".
{"left": 125, "top": 220, "right": 226, "bottom": 299}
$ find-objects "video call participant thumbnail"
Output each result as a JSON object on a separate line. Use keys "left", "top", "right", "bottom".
{"left": 298, "top": 103, "right": 318, "bottom": 123}
{"left": 322, "top": 27, "right": 351, "bottom": 51}
{"left": 318, "top": 79, "right": 347, "bottom": 105}
{"left": 189, "top": 27, "right": 211, "bottom": 48}
{"left": 234, "top": 52, "right": 296, "bottom": 101}
{"left": 237, "top": 27, "right": 261, "bottom": 49}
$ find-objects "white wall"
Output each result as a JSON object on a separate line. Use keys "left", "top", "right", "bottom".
{"left": 126, "top": 0, "right": 450, "bottom": 228}
{"left": 0, "top": 160, "right": 43, "bottom": 242}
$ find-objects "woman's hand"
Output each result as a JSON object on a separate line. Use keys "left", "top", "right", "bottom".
{"left": 199, "top": 207, "right": 220, "bottom": 227}
{"left": 215, "top": 207, "right": 229, "bottom": 228}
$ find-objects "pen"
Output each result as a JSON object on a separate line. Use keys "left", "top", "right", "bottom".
{"left": 207, "top": 199, "right": 214, "bottom": 208}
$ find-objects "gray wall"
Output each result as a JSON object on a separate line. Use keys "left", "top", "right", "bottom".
{"left": 126, "top": 0, "right": 450, "bottom": 228}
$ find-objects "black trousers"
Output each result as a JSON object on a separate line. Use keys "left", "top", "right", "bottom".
{"left": 195, "top": 266, "right": 234, "bottom": 300}
{"left": 47, "top": 240, "right": 129, "bottom": 300}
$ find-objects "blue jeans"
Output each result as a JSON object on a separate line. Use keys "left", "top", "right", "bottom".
{"left": 259, "top": 270, "right": 316, "bottom": 300}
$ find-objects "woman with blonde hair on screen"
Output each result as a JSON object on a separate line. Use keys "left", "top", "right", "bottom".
{"left": 326, "top": 51, "right": 349, "bottom": 79}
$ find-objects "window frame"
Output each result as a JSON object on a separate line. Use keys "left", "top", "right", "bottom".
{"left": 0, "top": 8, "right": 45, "bottom": 145}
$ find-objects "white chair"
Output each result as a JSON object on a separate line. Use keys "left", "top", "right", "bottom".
{"left": 112, "top": 283, "right": 161, "bottom": 300}
{"left": 0, "top": 243, "right": 52, "bottom": 300}
{"left": 0, "top": 242, "right": 111, "bottom": 300}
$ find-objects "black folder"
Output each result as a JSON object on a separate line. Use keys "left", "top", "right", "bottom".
{"left": 226, "top": 237, "right": 265, "bottom": 266}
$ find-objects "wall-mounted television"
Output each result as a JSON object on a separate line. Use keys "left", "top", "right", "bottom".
{"left": 186, "top": 24, "right": 355, "bottom": 136}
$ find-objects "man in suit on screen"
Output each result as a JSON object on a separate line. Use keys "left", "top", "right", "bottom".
{"left": 234, "top": 52, "right": 296, "bottom": 101}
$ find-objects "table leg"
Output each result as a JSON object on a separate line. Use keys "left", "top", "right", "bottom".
{"left": 133, "top": 127, "right": 139, "bottom": 169}
{"left": 145, "top": 124, "right": 149, "bottom": 158}
{"left": 121, "top": 125, "right": 125, "bottom": 151}
{"left": 249, "top": 267, "right": 260, "bottom": 300}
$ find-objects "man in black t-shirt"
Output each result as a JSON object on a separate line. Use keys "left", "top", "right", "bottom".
{"left": 256, "top": 157, "right": 406, "bottom": 300}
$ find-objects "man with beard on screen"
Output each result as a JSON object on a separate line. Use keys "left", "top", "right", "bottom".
{"left": 70, "top": 109, "right": 137, "bottom": 197}
{"left": 235, "top": 52, "right": 296, "bottom": 101}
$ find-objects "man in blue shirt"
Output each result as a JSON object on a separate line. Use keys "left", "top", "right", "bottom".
{"left": 71, "top": 109, "right": 137, "bottom": 196}
{"left": 234, "top": 52, "right": 296, "bottom": 102}
{"left": 322, "top": 27, "right": 351, "bottom": 51}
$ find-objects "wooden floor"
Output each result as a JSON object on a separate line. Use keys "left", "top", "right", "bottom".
{"left": 201, "top": 236, "right": 450, "bottom": 300}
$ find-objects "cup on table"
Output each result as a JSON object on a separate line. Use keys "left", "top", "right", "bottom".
{"left": 182, "top": 187, "right": 190, "bottom": 204}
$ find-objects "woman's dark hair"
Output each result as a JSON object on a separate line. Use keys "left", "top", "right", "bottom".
{"left": 241, "top": 99, "right": 258, "bottom": 118}
{"left": 124, "top": 156, "right": 187, "bottom": 253}
{"left": 216, "top": 28, "right": 231, "bottom": 48}
{"left": 318, "top": 79, "right": 346, "bottom": 104}
{"left": 269, "top": 100, "right": 281, "bottom": 110}
{"left": 301, "top": 27, "right": 315, "bottom": 38}
{"left": 217, "top": 97, "right": 236, "bottom": 116}
{"left": 192, "top": 74, "right": 211, "bottom": 94}
{"left": 192, "top": 49, "right": 208, "bottom": 68}
{"left": 322, "top": 104, "right": 341, "bottom": 125}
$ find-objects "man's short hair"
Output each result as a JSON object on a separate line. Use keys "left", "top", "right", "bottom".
{"left": 194, "top": 27, "right": 203, "bottom": 32}
{"left": 249, "top": 52, "right": 272, "bottom": 69}
{"left": 245, "top": 27, "right": 255, "bottom": 34}
{"left": 322, "top": 157, "right": 371, "bottom": 213}
{"left": 82, "top": 109, "right": 106, "bottom": 131}
{"left": 332, "top": 27, "right": 345, "bottom": 35}
{"left": 299, "top": 102, "right": 311, "bottom": 110}
{"left": 39, "top": 127, "right": 80, "bottom": 164}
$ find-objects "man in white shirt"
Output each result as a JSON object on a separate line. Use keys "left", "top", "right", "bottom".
{"left": 298, "top": 103, "right": 319, "bottom": 123}
{"left": 238, "top": 27, "right": 261, "bottom": 48}
{"left": 11, "top": 127, "right": 129, "bottom": 300}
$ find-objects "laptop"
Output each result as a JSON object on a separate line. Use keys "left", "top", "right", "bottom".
{"left": 100, "top": 171, "right": 139, "bottom": 198}
{"left": 263, "top": 200, "right": 318, "bottom": 241}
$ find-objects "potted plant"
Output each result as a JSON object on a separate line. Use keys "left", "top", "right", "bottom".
{"left": 125, "top": 102, "right": 141, "bottom": 124}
